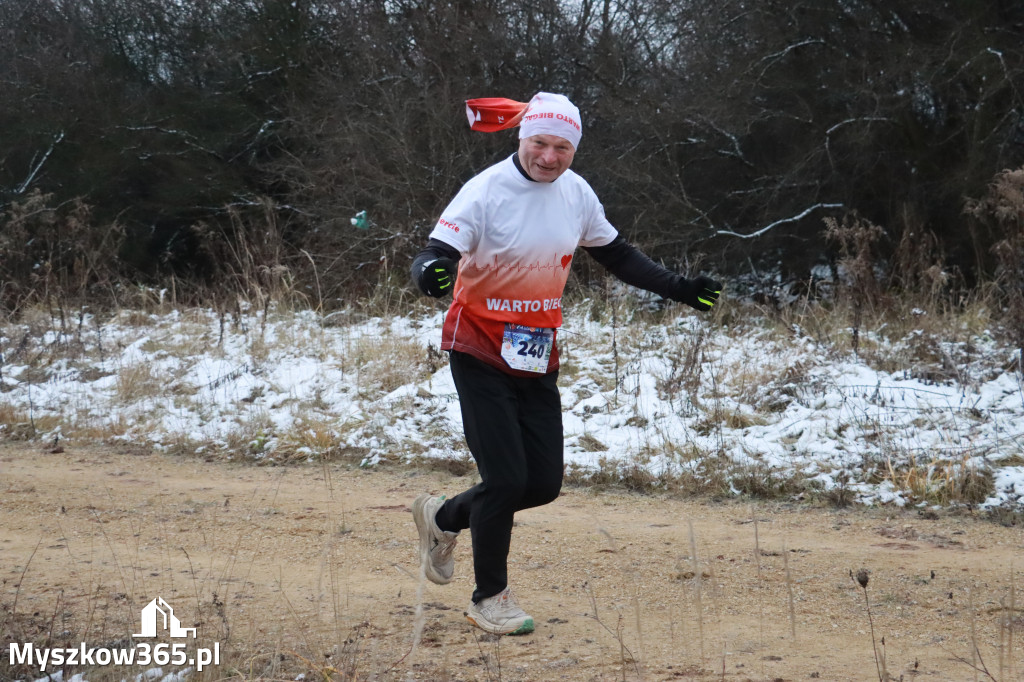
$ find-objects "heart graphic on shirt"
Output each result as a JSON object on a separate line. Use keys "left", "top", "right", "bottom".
{"left": 560, "top": 255, "right": 572, "bottom": 270}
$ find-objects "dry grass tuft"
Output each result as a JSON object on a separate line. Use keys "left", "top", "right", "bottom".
{"left": 887, "top": 456, "right": 995, "bottom": 507}
{"left": 410, "top": 453, "right": 477, "bottom": 477}
{"left": 343, "top": 333, "right": 435, "bottom": 397}
{"left": 114, "top": 362, "right": 165, "bottom": 403}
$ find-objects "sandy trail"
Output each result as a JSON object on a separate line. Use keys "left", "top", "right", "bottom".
{"left": 1, "top": 442, "right": 1021, "bottom": 681}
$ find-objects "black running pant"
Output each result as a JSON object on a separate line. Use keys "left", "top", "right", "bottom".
{"left": 434, "top": 351, "right": 563, "bottom": 603}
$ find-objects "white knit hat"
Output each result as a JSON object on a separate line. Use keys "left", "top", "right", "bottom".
{"left": 517, "top": 92, "right": 582, "bottom": 149}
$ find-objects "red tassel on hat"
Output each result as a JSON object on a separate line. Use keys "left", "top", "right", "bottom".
{"left": 465, "top": 97, "right": 528, "bottom": 132}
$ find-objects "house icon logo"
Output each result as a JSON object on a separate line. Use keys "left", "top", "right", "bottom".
{"left": 133, "top": 597, "right": 197, "bottom": 639}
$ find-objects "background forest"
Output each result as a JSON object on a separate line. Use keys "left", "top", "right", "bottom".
{"left": 1, "top": 0, "right": 1023, "bottom": 321}
{"left": 4, "top": 7, "right": 1024, "bottom": 681}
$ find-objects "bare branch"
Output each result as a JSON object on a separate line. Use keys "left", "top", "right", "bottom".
{"left": 754, "top": 38, "right": 825, "bottom": 79}
{"left": 15, "top": 132, "right": 65, "bottom": 195}
{"left": 690, "top": 117, "right": 752, "bottom": 167}
{"left": 715, "top": 203, "right": 844, "bottom": 239}
{"left": 118, "top": 126, "right": 222, "bottom": 159}
{"left": 825, "top": 118, "right": 892, "bottom": 167}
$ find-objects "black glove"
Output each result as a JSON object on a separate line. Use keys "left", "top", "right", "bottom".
{"left": 675, "top": 275, "right": 722, "bottom": 311}
{"left": 418, "top": 257, "right": 457, "bottom": 297}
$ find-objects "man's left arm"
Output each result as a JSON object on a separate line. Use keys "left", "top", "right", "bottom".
{"left": 582, "top": 236, "right": 722, "bottom": 311}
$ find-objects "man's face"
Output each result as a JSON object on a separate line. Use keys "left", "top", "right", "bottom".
{"left": 518, "top": 134, "right": 576, "bottom": 182}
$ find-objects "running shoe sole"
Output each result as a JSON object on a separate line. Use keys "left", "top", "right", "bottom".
{"left": 465, "top": 607, "right": 535, "bottom": 635}
{"left": 412, "top": 493, "right": 453, "bottom": 585}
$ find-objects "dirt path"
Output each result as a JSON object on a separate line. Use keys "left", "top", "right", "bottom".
{"left": 1, "top": 442, "right": 1021, "bottom": 681}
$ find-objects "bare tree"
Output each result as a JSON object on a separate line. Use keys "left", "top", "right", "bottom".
{"left": 1, "top": 0, "right": 1021, "bottom": 307}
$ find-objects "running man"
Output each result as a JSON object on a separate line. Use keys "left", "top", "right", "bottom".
{"left": 410, "top": 92, "right": 722, "bottom": 635}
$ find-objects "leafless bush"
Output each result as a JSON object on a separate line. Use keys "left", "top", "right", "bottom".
{"left": 0, "top": 191, "right": 123, "bottom": 318}
{"left": 965, "top": 167, "right": 1024, "bottom": 365}
{"left": 824, "top": 214, "right": 885, "bottom": 355}
{"left": 2, "top": 0, "right": 1022, "bottom": 308}
{"left": 890, "top": 212, "right": 956, "bottom": 309}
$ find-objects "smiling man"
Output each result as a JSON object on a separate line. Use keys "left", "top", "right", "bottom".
{"left": 518, "top": 133, "right": 575, "bottom": 182}
{"left": 410, "top": 92, "right": 722, "bottom": 636}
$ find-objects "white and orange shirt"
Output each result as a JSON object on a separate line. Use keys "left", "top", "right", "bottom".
{"left": 429, "top": 155, "right": 618, "bottom": 374}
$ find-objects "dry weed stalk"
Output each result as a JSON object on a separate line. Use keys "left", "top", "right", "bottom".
{"left": 970, "top": 585, "right": 979, "bottom": 682}
{"left": 824, "top": 214, "right": 885, "bottom": 356}
{"left": 851, "top": 568, "right": 888, "bottom": 681}
{"left": 942, "top": 581, "right": 1010, "bottom": 682}
{"left": 1010, "top": 568, "right": 1017, "bottom": 680}
{"left": 581, "top": 580, "right": 640, "bottom": 678}
{"left": 998, "top": 593, "right": 1009, "bottom": 680}
{"left": 752, "top": 511, "right": 762, "bottom": 580}
{"left": 750, "top": 510, "right": 767, "bottom": 668}
{"left": 598, "top": 526, "right": 646, "bottom": 678}
{"left": 688, "top": 520, "right": 705, "bottom": 661}
{"left": 783, "top": 541, "right": 796, "bottom": 641}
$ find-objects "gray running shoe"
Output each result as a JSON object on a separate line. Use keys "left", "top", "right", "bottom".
{"left": 412, "top": 493, "right": 459, "bottom": 584}
{"left": 465, "top": 587, "right": 535, "bottom": 635}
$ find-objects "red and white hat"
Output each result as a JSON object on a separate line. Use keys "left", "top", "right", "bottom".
{"left": 518, "top": 92, "right": 582, "bottom": 149}
{"left": 465, "top": 92, "right": 583, "bottom": 149}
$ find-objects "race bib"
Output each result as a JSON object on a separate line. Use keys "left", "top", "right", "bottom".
{"left": 500, "top": 324, "right": 554, "bottom": 373}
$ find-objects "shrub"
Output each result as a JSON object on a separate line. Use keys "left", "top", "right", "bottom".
{"left": 0, "top": 191, "right": 123, "bottom": 316}
{"left": 965, "top": 167, "right": 1024, "bottom": 364}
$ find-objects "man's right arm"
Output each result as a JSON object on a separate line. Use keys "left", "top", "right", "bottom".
{"left": 411, "top": 238, "right": 461, "bottom": 297}
{"left": 584, "top": 236, "right": 722, "bottom": 311}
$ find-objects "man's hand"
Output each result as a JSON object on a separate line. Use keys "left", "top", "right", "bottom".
{"left": 676, "top": 275, "right": 722, "bottom": 311}
{"left": 419, "top": 257, "right": 457, "bottom": 297}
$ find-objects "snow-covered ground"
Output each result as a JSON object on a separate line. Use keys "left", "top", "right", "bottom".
{"left": 2, "top": 302, "right": 1022, "bottom": 510}
{"left": 26, "top": 667, "right": 192, "bottom": 682}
